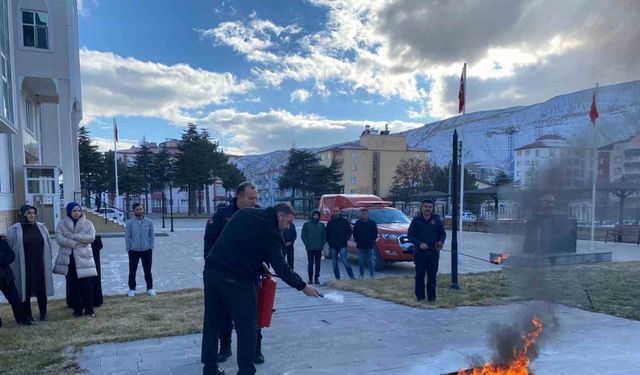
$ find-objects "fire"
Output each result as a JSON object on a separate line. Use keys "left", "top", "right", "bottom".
{"left": 457, "top": 317, "right": 543, "bottom": 375}
{"left": 491, "top": 252, "right": 510, "bottom": 265}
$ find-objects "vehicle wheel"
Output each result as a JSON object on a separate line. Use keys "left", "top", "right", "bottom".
{"left": 322, "top": 244, "right": 332, "bottom": 259}
{"left": 374, "top": 247, "right": 385, "bottom": 272}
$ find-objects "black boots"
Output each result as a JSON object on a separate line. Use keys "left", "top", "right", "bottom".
{"left": 217, "top": 341, "right": 232, "bottom": 363}
{"left": 203, "top": 366, "right": 225, "bottom": 375}
{"left": 254, "top": 337, "right": 264, "bottom": 364}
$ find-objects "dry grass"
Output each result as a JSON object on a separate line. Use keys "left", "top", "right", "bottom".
{"left": 0, "top": 288, "right": 204, "bottom": 375}
{"left": 330, "top": 261, "right": 640, "bottom": 320}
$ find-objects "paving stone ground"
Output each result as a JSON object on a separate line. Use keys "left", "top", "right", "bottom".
{"left": 3, "top": 217, "right": 640, "bottom": 374}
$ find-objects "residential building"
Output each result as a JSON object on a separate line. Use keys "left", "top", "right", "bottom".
{"left": 1, "top": 0, "right": 82, "bottom": 232}
{"left": 317, "top": 125, "right": 429, "bottom": 199}
{"left": 597, "top": 134, "right": 640, "bottom": 221}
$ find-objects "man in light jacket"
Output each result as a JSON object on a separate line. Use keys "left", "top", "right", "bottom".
{"left": 125, "top": 203, "right": 155, "bottom": 297}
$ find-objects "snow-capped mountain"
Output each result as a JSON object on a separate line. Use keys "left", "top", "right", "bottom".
{"left": 237, "top": 80, "right": 640, "bottom": 178}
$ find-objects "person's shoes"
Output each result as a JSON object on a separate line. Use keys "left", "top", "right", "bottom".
{"left": 417, "top": 298, "right": 425, "bottom": 303}
{"left": 39, "top": 314, "right": 47, "bottom": 322}
{"left": 427, "top": 299, "right": 436, "bottom": 305}
{"left": 203, "top": 366, "right": 225, "bottom": 375}
{"left": 127, "top": 290, "right": 136, "bottom": 297}
{"left": 314, "top": 277, "right": 320, "bottom": 285}
{"left": 254, "top": 350, "right": 265, "bottom": 364}
{"left": 308, "top": 279, "right": 313, "bottom": 284}
{"left": 147, "top": 289, "right": 157, "bottom": 296}
{"left": 217, "top": 346, "right": 232, "bottom": 363}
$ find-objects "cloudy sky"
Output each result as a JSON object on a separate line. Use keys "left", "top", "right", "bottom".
{"left": 78, "top": 0, "right": 640, "bottom": 154}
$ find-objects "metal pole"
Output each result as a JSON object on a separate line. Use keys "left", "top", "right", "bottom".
{"left": 451, "top": 129, "right": 460, "bottom": 289}
{"left": 459, "top": 63, "right": 467, "bottom": 256}
{"left": 161, "top": 189, "right": 166, "bottom": 229}
{"left": 169, "top": 185, "right": 174, "bottom": 232}
{"left": 590, "top": 83, "right": 599, "bottom": 251}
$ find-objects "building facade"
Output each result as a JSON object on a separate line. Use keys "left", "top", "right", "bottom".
{"left": 317, "top": 127, "right": 429, "bottom": 199}
{"left": 0, "top": 0, "right": 82, "bottom": 232}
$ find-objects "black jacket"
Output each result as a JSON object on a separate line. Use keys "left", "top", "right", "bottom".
{"left": 205, "top": 207, "right": 306, "bottom": 290}
{"left": 282, "top": 222, "right": 297, "bottom": 250}
{"left": 325, "top": 216, "right": 352, "bottom": 249}
{"left": 203, "top": 198, "right": 239, "bottom": 258}
{"left": 0, "top": 236, "right": 16, "bottom": 281}
{"left": 407, "top": 214, "right": 446, "bottom": 250}
{"left": 353, "top": 219, "right": 378, "bottom": 249}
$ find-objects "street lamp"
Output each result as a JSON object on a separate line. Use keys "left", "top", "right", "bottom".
{"left": 169, "top": 184, "right": 174, "bottom": 232}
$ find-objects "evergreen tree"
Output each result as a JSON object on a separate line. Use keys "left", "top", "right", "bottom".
{"left": 150, "top": 145, "right": 175, "bottom": 213}
{"left": 78, "top": 127, "right": 104, "bottom": 207}
{"left": 219, "top": 162, "right": 246, "bottom": 192}
{"left": 173, "top": 123, "right": 217, "bottom": 216}
{"left": 389, "top": 158, "right": 430, "bottom": 201}
{"left": 134, "top": 138, "right": 154, "bottom": 211}
{"left": 308, "top": 162, "right": 343, "bottom": 196}
{"left": 279, "top": 148, "right": 321, "bottom": 210}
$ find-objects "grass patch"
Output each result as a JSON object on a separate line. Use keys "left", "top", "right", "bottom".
{"left": 0, "top": 288, "right": 204, "bottom": 375}
{"left": 330, "top": 262, "right": 640, "bottom": 320}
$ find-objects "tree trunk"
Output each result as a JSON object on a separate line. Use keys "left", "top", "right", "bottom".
{"left": 188, "top": 186, "right": 197, "bottom": 217}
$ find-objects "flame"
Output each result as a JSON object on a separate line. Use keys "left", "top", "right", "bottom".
{"left": 491, "top": 252, "right": 510, "bottom": 264}
{"left": 457, "top": 317, "right": 543, "bottom": 375}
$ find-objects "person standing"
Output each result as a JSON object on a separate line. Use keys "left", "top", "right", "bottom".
{"left": 203, "top": 182, "right": 261, "bottom": 364}
{"left": 54, "top": 202, "right": 98, "bottom": 317}
{"left": 325, "top": 208, "right": 354, "bottom": 280}
{"left": 7, "top": 205, "right": 54, "bottom": 323}
{"left": 0, "top": 234, "right": 29, "bottom": 326}
{"left": 407, "top": 199, "right": 446, "bottom": 303}
{"left": 281, "top": 222, "right": 297, "bottom": 270}
{"left": 352, "top": 208, "right": 378, "bottom": 278}
{"left": 201, "top": 203, "right": 321, "bottom": 375}
{"left": 301, "top": 209, "right": 326, "bottom": 284}
{"left": 125, "top": 203, "right": 155, "bottom": 297}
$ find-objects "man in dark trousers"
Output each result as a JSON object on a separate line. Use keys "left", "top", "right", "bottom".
{"left": 282, "top": 222, "right": 297, "bottom": 269}
{"left": 203, "top": 182, "right": 258, "bottom": 363}
{"left": 201, "top": 203, "right": 321, "bottom": 375}
{"left": 407, "top": 199, "right": 446, "bottom": 303}
{"left": 326, "top": 208, "right": 355, "bottom": 280}
{"left": 352, "top": 208, "right": 378, "bottom": 278}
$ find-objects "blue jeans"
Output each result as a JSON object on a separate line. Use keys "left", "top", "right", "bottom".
{"left": 331, "top": 247, "right": 354, "bottom": 279}
{"left": 358, "top": 248, "right": 375, "bottom": 277}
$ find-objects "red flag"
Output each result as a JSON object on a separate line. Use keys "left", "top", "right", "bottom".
{"left": 589, "top": 89, "right": 599, "bottom": 124}
{"left": 113, "top": 118, "right": 119, "bottom": 143}
{"left": 458, "top": 63, "right": 466, "bottom": 113}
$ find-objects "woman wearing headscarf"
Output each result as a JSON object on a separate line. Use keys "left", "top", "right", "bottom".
{"left": 54, "top": 202, "right": 98, "bottom": 317}
{"left": 7, "top": 205, "right": 54, "bottom": 323}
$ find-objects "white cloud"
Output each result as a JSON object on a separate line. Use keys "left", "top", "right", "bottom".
{"left": 290, "top": 89, "right": 311, "bottom": 103}
{"left": 79, "top": 49, "right": 255, "bottom": 125}
{"left": 92, "top": 137, "right": 137, "bottom": 152}
{"left": 199, "top": 108, "right": 423, "bottom": 154}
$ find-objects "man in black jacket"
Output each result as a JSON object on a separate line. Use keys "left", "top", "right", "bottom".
{"left": 201, "top": 203, "right": 320, "bottom": 375}
{"left": 325, "top": 208, "right": 355, "bottom": 280}
{"left": 352, "top": 208, "right": 378, "bottom": 278}
{"left": 0, "top": 235, "right": 29, "bottom": 327}
{"left": 281, "top": 222, "right": 297, "bottom": 269}
{"left": 407, "top": 199, "right": 446, "bottom": 303}
{"left": 203, "top": 182, "right": 258, "bottom": 363}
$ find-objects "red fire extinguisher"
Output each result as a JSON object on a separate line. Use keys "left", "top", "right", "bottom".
{"left": 257, "top": 274, "right": 277, "bottom": 328}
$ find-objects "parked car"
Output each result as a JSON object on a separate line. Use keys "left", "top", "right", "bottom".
{"left": 95, "top": 207, "right": 124, "bottom": 222}
{"left": 318, "top": 194, "right": 414, "bottom": 272}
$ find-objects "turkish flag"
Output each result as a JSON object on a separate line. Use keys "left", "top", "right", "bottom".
{"left": 458, "top": 64, "right": 465, "bottom": 113}
{"left": 589, "top": 90, "right": 599, "bottom": 124}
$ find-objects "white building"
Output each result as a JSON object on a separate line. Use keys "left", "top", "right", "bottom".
{"left": 0, "top": 0, "right": 82, "bottom": 232}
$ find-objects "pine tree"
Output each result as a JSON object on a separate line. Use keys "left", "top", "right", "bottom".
{"left": 78, "top": 127, "right": 105, "bottom": 207}
{"left": 134, "top": 138, "right": 154, "bottom": 211}
{"left": 279, "top": 148, "right": 321, "bottom": 211}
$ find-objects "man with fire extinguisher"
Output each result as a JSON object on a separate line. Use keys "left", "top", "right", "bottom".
{"left": 202, "top": 202, "right": 321, "bottom": 375}
{"left": 204, "top": 182, "right": 261, "bottom": 363}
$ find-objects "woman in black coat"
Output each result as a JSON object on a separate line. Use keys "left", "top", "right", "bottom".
{"left": 0, "top": 235, "right": 29, "bottom": 326}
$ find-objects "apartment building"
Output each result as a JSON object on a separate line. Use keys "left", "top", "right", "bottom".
{"left": 0, "top": 0, "right": 82, "bottom": 232}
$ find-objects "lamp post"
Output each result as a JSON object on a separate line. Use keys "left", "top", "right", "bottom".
{"left": 169, "top": 185, "right": 174, "bottom": 232}
{"left": 161, "top": 189, "right": 166, "bottom": 229}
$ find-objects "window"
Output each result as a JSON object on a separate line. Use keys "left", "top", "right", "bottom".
{"left": 351, "top": 163, "right": 357, "bottom": 171}
{"left": 25, "top": 99, "right": 35, "bottom": 133}
{"left": 350, "top": 176, "right": 357, "bottom": 183}
{"left": 525, "top": 150, "right": 530, "bottom": 156}
{"left": 0, "top": 1, "right": 13, "bottom": 122}
{"left": 535, "top": 149, "right": 539, "bottom": 157}
{"left": 614, "top": 168, "right": 622, "bottom": 175}
{"left": 22, "top": 10, "right": 49, "bottom": 49}
{"left": 517, "top": 151, "right": 522, "bottom": 156}
{"left": 549, "top": 149, "right": 555, "bottom": 156}
{"left": 351, "top": 151, "right": 357, "bottom": 159}
{"left": 615, "top": 156, "right": 623, "bottom": 163}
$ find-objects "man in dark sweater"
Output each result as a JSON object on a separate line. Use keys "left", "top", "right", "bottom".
{"left": 201, "top": 203, "right": 320, "bottom": 375}
{"left": 203, "top": 182, "right": 258, "bottom": 363}
{"left": 352, "top": 208, "right": 378, "bottom": 278}
{"left": 281, "top": 222, "right": 297, "bottom": 269}
{"left": 407, "top": 199, "right": 446, "bottom": 303}
{"left": 325, "top": 208, "right": 354, "bottom": 280}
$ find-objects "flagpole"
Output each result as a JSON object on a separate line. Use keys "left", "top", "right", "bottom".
{"left": 459, "top": 63, "right": 467, "bottom": 252}
{"left": 113, "top": 118, "right": 120, "bottom": 211}
{"left": 590, "top": 83, "right": 599, "bottom": 251}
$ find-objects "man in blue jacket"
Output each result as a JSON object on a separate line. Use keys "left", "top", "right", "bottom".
{"left": 407, "top": 199, "right": 446, "bottom": 303}
{"left": 203, "top": 182, "right": 258, "bottom": 363}
{"left": 125, "top": 203, "right": 155, "bottom": 297}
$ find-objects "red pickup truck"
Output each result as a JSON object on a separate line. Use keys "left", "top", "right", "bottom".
{"left": 318, "top": 194, "right": 414, "bottom": 271}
